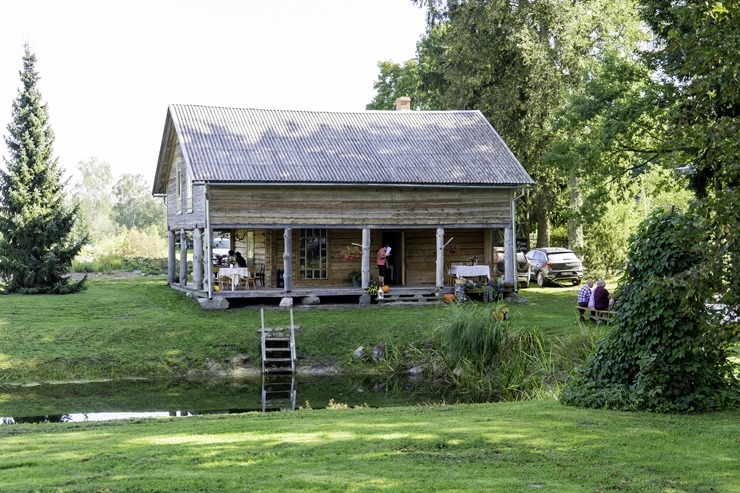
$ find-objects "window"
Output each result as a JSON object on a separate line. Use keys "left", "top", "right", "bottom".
{"left": 299, "top": 228, "right": 327, "bottom": 279}
{"left": 175, "top": 158, "right": 182, "bottom": 214}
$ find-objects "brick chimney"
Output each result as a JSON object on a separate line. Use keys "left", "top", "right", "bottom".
{"left": 395, "top": 96, "right": 411, "bottom": 111}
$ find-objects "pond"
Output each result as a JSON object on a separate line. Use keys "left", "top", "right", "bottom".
{"left": 0, "top": 374, "right": 468, "bottom": 424}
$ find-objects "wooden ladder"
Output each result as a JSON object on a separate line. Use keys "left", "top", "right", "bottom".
{"left": 260, "top": 308, "right": 296, "bottom": 374}
{"left": 261, "top": 373, "right": 296, "bottom": 412}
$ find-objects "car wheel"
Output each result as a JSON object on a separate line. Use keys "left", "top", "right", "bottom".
{"left": 537, "top": 272, "right": 546, "bottom": 287}
{"left": 573, "top": 279, "right": 581, "bottom": 286}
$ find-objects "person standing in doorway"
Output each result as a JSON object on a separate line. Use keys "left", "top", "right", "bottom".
{"left": 376, "top": 244, "right": 391, "bottom": 285}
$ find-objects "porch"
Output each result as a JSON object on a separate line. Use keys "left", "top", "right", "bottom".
{"left": 171, "top": 282, "right": 444, "bottom": 306}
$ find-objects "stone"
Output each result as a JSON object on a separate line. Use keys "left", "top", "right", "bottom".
{"left": 301, "top": 294, "right": 321, "bottom": 305}
{"left": 371, "top": 343, "right": 386, "bottom": 362}
{"left": 198, "top": 296, "right": 229, "bottom": 310}
{"left": 353, "top": 346, "right": 366, "bottom": 360}
{"left": 279, "top": 297, "right": 293, "bottom": 308}
{"left": 358, "top": 293, "right": 371, "bottom": 306}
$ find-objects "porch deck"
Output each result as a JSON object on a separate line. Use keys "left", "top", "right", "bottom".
{"left": 171, "top": 283, "right": 445, "bottom": 304}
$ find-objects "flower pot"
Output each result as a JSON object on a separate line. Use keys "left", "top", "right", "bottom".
{"left": 352, "top": 278, "right": 360, "bottom": 287}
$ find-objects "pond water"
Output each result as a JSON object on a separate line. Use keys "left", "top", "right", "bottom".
{"left": 0, "top": 374, "right": 468, "bottom": 424}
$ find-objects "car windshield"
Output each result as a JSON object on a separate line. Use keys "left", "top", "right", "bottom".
{"left": 548, "top": 252, "right": 578, "bottom": 262}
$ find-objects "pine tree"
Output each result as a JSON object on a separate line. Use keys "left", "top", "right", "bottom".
{"left": 0, "top": 44, "right": 87, "bottom": 294}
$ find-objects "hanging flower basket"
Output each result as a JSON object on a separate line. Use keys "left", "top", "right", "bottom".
{"left": 340, "top": 245, "right": 362, "bottom": 261}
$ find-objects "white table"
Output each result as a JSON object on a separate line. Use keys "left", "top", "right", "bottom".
{"left": 450, "top": 265, "right": 491, "bottom": 280}
{"left": 218, "top": 267, "right": 249, "bottom": 291}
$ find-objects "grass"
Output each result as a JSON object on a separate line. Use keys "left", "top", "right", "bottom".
{"left": 0, "top": 276, "right": 603, "bottom": 383}
{"left": 1, "top": 276, "right": 738, "bottom": 492}
{"left": 1, "top": 401, "right": 738, "bottom": 492}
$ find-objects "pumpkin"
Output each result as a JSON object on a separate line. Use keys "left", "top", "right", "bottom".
{"left": 381, "top": 285, "right": 391, "bottom": 294}
{"left": 442, "top": 293, "right": 456, "bottom": 303}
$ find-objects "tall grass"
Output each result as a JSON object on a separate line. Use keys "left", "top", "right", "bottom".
{"left": 434, "top": 301, "right": 506, "bottom": 364}
{"left": 377, "top": 302, "right": 603, "bottom": 403}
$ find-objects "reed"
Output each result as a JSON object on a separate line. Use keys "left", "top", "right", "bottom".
{"left": 434, "top": 302, "right": 506, "bottom": 364}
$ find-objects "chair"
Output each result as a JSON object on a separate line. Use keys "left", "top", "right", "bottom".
{"left": 237, "top": 269, "right": 256, "bottom": 290}
{"left": 218, "top": 273, "right": 232, "bottom": 290}
{"left": 255, "top": 263, "right": 266, "bottom": 287}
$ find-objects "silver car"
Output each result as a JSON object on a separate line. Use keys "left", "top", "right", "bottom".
{"left": 525, "top": 247, "right": 584, "bottom": 286}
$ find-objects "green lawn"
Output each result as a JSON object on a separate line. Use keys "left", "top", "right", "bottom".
{"left": 3, "top": 276, "right": 737, "bottom": 492}
{"left": 1, "top": 400, "right": 737, "bottom": 492}
{"left": 0, "top": 276, "right": 599, "bottom": 383}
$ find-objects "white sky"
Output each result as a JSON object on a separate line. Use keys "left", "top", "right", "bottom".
{"left": 0, "top": 0, "right": 427, "bottom": 185}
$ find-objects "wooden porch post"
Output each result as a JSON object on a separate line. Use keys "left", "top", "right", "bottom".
{"left": 283, "top": 228, "right": 292, "bottom": 292}
{"left": 484, "top": 229, "right": 494, "bottom": 265}
{"left": 436, "top": 227, "right": 445, "bottom": 289}
{"left": 193, "top": 227, "right": 203, "bottom": 290}
{"left": 179, "top": 229, "right": 188, "bottom": 287}
{"left": 167, "top": 230, "right": 176, "bottom": 284}
{"left": 504, "top": 226, "right": 515, "bottom": 286}
{"left": 361, "top": 227, "right": 370, "bottom": 289}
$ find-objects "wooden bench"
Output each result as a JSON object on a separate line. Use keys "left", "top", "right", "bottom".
{"left": 575, "top": 306, "right": 616, "bottom": 324}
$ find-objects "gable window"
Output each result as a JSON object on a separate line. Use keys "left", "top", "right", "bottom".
{"left": 175, "top": 158, "right": 182, "bottom": 214}
{"left": 299, "top": 228, "right": 327, "bottom": 279}
{"left": 184, "top": 167, "right": 193, "bottom": 213}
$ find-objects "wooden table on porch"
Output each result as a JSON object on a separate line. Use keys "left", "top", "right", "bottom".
{"left": 218, "top": 267, "right": 250, "bottom": 291}
{"left": 450, "top": 265, "right": 491, "bottom": 281}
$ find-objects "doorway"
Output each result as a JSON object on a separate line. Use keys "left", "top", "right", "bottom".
{"left": 381, "top": 232, "right": 403, "bottom": 285}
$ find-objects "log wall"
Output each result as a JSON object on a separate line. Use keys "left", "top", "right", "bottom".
{"left": 208, "top": 185, "right": 513, "bottom": 228}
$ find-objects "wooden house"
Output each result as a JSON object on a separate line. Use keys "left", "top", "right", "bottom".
{"left": 152, "top": 99, "right": 533, "bottom": 303}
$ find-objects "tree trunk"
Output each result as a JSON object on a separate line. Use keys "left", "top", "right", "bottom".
{"left": 568, "top": 174, "right": 584, "bottom": 254}
{"left": 535, "top": 192, "right": 550, "bottom": 247}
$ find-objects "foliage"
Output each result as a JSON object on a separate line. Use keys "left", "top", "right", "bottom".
{"left": 69, "top": 156, "right": 116, "bottom": 241}
{"left": 579, "top": 166, "right": 693, "bottom": 273}
{"left": 73, "top": 226, "right": 167, "bottom": 272}
{"left": 347, "top": 270, "right": 362, "bottom": 282}
{"left": 638, "top": 0, "right": 740, "bottom": 327}
{"left": 561, "top": 209, "right": 740, "bottom": 412}
{"left": 365, "top": 60, "right": 422, "bottom": 110}
{"left": 112, "top": 173, "right": 166, "bottom": 234}
{"left": 0, "top": 45, "right": 87, "bottom": 294}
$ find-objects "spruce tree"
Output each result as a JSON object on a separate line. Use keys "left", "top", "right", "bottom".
{"left": 0, "top": 44, "right": 87, "bottom": 294}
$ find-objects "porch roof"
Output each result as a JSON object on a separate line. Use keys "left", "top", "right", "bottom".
{"left": 153, "top": 104, "right": 533, "bottom": 195}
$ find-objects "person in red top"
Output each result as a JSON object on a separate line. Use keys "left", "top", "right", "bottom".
{"left": 376, "top": 244, "right": 391, "bottom": 285}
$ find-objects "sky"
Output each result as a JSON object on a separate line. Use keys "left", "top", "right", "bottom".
{"left": 0, "top": 0, "right": 427, "bottom": 185}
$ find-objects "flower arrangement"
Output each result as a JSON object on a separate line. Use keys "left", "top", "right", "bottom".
{"left": 340, "top": 245, "right": 362, "bottom": 261}
{"left": 366, "top": 281, "right": 379, "bottom": 296}
{"left": 469, "top": 255, "right": 479, "bottom": 265}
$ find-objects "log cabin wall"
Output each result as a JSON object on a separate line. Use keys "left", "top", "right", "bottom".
{"left": 207, "top": 185, "right": 513, "bottom": 228}
{"left": 165, "top": 145, "right": 205, "bottom": 230}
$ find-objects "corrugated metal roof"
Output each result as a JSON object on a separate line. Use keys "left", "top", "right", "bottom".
{"left": 162, "top": 104, "right": 534, "bottom": 188}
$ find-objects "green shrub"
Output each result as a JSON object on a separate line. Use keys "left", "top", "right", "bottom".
{"left": 561, "top": 208, "right": 740, "bottom": 413}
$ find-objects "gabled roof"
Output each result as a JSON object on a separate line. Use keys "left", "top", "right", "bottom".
{"left": 153, "top": 104, "right": 533, "bottom": 195}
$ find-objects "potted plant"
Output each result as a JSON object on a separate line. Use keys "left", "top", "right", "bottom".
{"left": 347, "top": 270, "right": 362, "bottom": 287}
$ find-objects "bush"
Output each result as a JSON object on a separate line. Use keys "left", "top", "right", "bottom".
{"left": 560, "top": 208, "right": 739, "bottom": 413}
{"left": 72, "top": 228, "right": 167, "bottom": 274}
